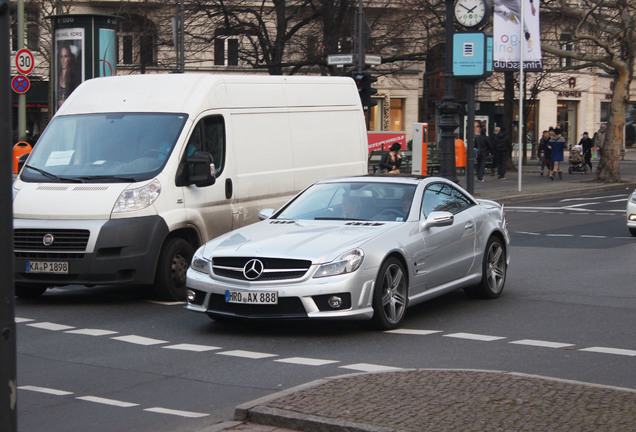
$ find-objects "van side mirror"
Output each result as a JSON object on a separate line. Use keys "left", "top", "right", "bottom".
{"left": 18, "top": 153, "right": 30, "bottom": 173}
{"left": 186, "top": 151, "right": 216, "bottom": 187}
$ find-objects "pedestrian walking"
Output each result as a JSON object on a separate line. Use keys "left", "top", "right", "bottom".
{"left": 492, "top": 126, "right": 510, "bottom": 179}
{"left": 474, "top": 125, "right": 492, "bottom": 182}
{"left": 547, "top": 127, "right": 567, "bottom": 180}
{"left": 537, "top": 130, "right": 551, "bottom": 176}
{"left": 578, "top": 131, "right": 594, "bottom": 171}
{"left": 593, "top": 123, "right": 607, "bottom": 165}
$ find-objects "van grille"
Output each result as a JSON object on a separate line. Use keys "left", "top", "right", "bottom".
{"left": 212, "top": 257, "right": 312, "bottom": 281}
{"left": 14, "top": 229, "right": 90, "bottom": 252}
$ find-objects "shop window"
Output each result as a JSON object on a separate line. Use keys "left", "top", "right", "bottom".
{"left": 390, "top": 99, "right": 405, "bottom": 131}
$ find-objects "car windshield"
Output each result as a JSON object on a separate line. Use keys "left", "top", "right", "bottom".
{"left": 20, "top": 113, "right": 188, "bottom": 183}
{"left": 276, "top": 181, "right": 417, "bottom": 222}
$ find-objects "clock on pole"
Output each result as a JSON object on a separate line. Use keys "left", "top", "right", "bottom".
{"left": 454, "top": 0, "right": 491, "bottom": 29}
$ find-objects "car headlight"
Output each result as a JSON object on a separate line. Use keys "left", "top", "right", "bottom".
{"left": 314, "top": 248, "right": 364, "bottom": 278}
{"left": 190, "top": 247, "right": 211, "bottom": 273}
{"left": 113, "top": 179, "right": 161, "bottom": 213}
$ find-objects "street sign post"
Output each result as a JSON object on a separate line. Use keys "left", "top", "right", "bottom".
{"left": 327, "top": 54, "right": 354, "bottom": 65}
{"left": 15, "top": 48, "right": 34, "bottom": 75}
{"left": 365, "top": 54, "right": 382, "bottom": 65}
{"left": 11, "top": 75, "right": 30, "bottom": 94}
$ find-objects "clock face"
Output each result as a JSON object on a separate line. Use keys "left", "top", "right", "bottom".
{"left": 454, "top": 0, "right": 488, "bottom": 28}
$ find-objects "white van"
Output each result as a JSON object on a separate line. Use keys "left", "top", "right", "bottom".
{"left": 13, "top": 74, "right": 368, "bottom": 300}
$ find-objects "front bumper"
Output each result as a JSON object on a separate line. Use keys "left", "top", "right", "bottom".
{"left": 186, "top": 266, "right": 377, "bottom": 320}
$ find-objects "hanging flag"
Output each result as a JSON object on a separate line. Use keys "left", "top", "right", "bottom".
{"left": 493, "top": 0, "right": 542, "bottom": 71}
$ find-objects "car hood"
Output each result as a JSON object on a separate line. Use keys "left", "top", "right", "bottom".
{"left": 200, "top": 220, "right": 399, "bottom": 263}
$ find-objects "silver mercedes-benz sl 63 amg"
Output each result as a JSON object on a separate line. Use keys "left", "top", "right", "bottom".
{"left": 186, "top": 175, "right": 510, "bottom": 329}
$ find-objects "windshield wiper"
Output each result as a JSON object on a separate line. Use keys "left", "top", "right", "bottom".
{"left": 24, "top": 165, "right": 84, "bottom": 183}
{"left": 77, "top": 175, "right": 139, "bottom": 182}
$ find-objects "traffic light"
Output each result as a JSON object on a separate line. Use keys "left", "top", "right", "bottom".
{"left": 352, "top": 72, "right": 378, "bottom": 109}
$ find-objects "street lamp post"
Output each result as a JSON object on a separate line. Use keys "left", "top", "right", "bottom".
{"left": 438, "top": 0, "right": 458, "bottom": 182}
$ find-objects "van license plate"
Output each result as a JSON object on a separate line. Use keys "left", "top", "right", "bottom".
{"left": 225, "top": 290, "right": 278, "bottom": 304}
{"left": 26, "top": 261, "right": 69, "bottom": 274}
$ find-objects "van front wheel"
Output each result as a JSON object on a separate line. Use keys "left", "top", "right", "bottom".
{"left": 154, "top": 237, "right": 194, "bottom": 301}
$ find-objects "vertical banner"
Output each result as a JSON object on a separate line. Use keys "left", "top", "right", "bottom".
{"left": 54, "top": 28, "right": 85, "bottom": 108}
{"left": 493, "top": 0, "right": 542, "bottom": 71}
{"left": 99, "top": 28, "right": 117, "bottom": 77}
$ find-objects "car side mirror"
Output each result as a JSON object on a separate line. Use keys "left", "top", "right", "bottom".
{"left": 423, "top": 211, "right": 454, "bottom": 229}
{"left": 258, "top": 208, "right": 275, "bottom": 220}
{"left": 186, "top": 151, "right": 216, "bottom": 187}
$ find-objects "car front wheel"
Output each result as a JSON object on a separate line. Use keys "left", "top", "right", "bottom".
{"left": 465, "top": 236, "right": 507, "bottom": 299}
{"left": 15, "top": 283, "right": 48, "bottom": 298}
{"left": 372, "top": 257, "right": 408, "bottom": 330}
{"left": 154, "top": 237, "right": 194, "bottom": 301}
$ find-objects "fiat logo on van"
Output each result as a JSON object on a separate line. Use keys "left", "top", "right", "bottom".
{"left": 43, "top": 233, "right": 55, "bottom": 246}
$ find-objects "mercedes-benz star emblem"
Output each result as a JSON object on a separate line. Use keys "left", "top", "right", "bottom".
{"left": 43, "top": 233, "right": 54, "bottom": 246}
{"left": 243, "top": 259, "right": 264, "bottom": 280}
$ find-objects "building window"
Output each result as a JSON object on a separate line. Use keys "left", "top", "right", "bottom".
{"left": 390, "top": 99, "right": 405, "bottom": 131}
{"left": 11, "top": 6, "right": 40, "bottom": 51}
{"left": 215, "top": 37, "right": 239, "bottom": 66}
{"left": 560, "top": 33, "right": 573, "bottom": 68}
{"left": 119, "top": 15, "right": 157, "bottom": 68}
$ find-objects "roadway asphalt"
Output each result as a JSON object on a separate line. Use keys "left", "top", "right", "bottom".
{"left": 203, "top": 149, "right": 636, "bottom": 432}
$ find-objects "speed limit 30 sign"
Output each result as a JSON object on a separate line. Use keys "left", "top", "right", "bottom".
{"left": 15, "top": 48, "right": 35, "bottom": 75}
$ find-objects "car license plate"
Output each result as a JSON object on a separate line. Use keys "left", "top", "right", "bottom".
{"left": 25, "top": 261, "right": 69, "bottom": 274}
{"left": 225, "top": 290, "right": 278, "bottom": 304}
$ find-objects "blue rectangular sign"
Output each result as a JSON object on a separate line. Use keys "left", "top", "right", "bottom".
{"left": 453, "top": 33, "right": 490, "bottom": 78}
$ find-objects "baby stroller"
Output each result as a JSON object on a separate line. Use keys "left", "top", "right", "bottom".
{"left": 568, "top": 147, "right": 588, "bottom": 174}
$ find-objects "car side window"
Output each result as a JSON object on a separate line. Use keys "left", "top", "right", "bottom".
{"left": 422, "top": 183, "right": 473, "bottom": 217}
{"left": 184, "top": 115, "right": 226, "bottom": 176}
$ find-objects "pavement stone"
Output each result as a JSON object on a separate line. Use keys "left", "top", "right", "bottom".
{"left": 204, "top": 148, "right": 636, "bottom": 432}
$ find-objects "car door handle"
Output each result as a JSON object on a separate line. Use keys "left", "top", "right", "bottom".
{"left": 464, "top": 221, "right": 474, "bottom": 230}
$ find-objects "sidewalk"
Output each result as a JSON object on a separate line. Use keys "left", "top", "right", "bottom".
{"left": 204, "top": 149, "right": 636, "bottom": 432}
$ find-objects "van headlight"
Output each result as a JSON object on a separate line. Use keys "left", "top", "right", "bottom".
{"left": 190, "top": 247, "right": 211, "bottom": 273}
{"left": 113, "top": 179, "right": 161, "bottom": 213}
{"left": 314, "top": 248, "right": 364, "bottom": 278}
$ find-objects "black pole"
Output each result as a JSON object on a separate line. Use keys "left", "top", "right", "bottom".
{"left": 438, "top": 0, "right": 458, "bottom": 182}
{"left": 0, "top": 0, "right": 18, "bottom": 430}
{"left": 465, "top": 81, "right": 475, "bottom": 193}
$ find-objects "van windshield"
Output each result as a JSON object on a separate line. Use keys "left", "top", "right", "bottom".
{"left": 20, "top": 113, "right": 188, "bottom": 183}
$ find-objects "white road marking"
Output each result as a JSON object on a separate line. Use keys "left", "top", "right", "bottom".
{"left": 386, "top": 329, "right": 443, "bottom": 336}
{"left": 111, "top": 335, "right": 168, "bottom": 346}
{"left": 580, "top": 235, "right": 608, "bottom": 239}
{"left": 15, "top": 317, "right": 34, "bottom": 323}
{"left": 143, "top": 407, "right": 209, "bottom": 418}
{"left": 65, "top": 328, "right": 118, "bottom": 336}
{"left": 19, "top": 386, "right": 73, "bottom": 396}
{"left": 546, "top": 234, "right": 574, "bottom": 237}
{"left": 516, "top": 231, "right": 540, "bottom": 236}
{"left": 275, "top": 357, "right": 340, "bottom": 366}
{"left": 26, "top": 322, "right": 75, "bottom": 331}
{"left": 579, "top": 347, "right": 636, "bottom": 356}
{"left": 163, "top": 343, "right": 221, "bottom": 352}
{"left": 340, "top": 363, "right": 403, "bottom": 372}
{"left": 608, "top": 198, "right": 628, "bottom": 203}
{"left": 510, "top": 339, "right": 575, "bottom": 349}
{"left": 217, "top": 350, "right": 277, "bottom": 359}
{"left": 444, "top": 332, "right": 506, "bottom": 342}
{"left": 76, "top": 396, "right": 139, "bottom": 407}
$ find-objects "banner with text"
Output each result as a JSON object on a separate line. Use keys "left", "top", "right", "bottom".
{"left": 493, "top": 0, "right": 542, "bottom": 71}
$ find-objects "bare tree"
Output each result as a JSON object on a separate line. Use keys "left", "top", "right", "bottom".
{"left": 540, "top": 0, "right": 635, "bottom": 183}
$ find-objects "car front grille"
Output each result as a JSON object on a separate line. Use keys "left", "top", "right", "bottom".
{"left": 212, "top": 257, "right": 312, "bottom": 281}
{"left": 14, "top": 229, "right": 90, "bottom": 252}
{"left": 207, "top": 293, "right": 307, "bottom": 318}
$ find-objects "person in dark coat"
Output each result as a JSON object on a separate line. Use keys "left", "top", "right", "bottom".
{"left": 379, "top": 142, "right": 402, "bottom": 174}
{"left": 492, "top": 126, "right": 510, "bottom": 179}
{"left": 474, "top": 126, "right": 492, "bottom": 182}
{"left": 578, "top": 131, "right": 594, "bottom": 171}
{"left": 537, "top": 130, "right": 551, "bottom": 176}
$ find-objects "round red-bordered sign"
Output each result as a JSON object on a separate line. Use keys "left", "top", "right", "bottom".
{"left": 12, "top": 75, "right": 30, "bottom": 94}
{"left": 15, "top": 48, "right": 35, "bottom": 75}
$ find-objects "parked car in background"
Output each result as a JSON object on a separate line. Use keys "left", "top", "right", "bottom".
{"left": 186, "top": 175, "right": 510, "bottom": 329}
{"left": 627, "top": 189, "right": 636, "bottom": 236}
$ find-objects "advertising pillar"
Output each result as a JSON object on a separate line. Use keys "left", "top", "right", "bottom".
{"left": 50, "top": 14, "right": 119, "bottom": 113}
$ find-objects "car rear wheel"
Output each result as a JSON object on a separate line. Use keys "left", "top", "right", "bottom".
{"left": 630, "top": 227, "right": 636, "bottom": 237}
{"left": 15, "top": 283, "right": 48, "bottom": 298}
{"left": 372, "top": 257, "right": 408, "bottom": 330}
{"left": 465, "top": 236, "right": 506, "bottom": 299}
{"left": 154, "top": 237, "right": 194, "bottom": 301}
